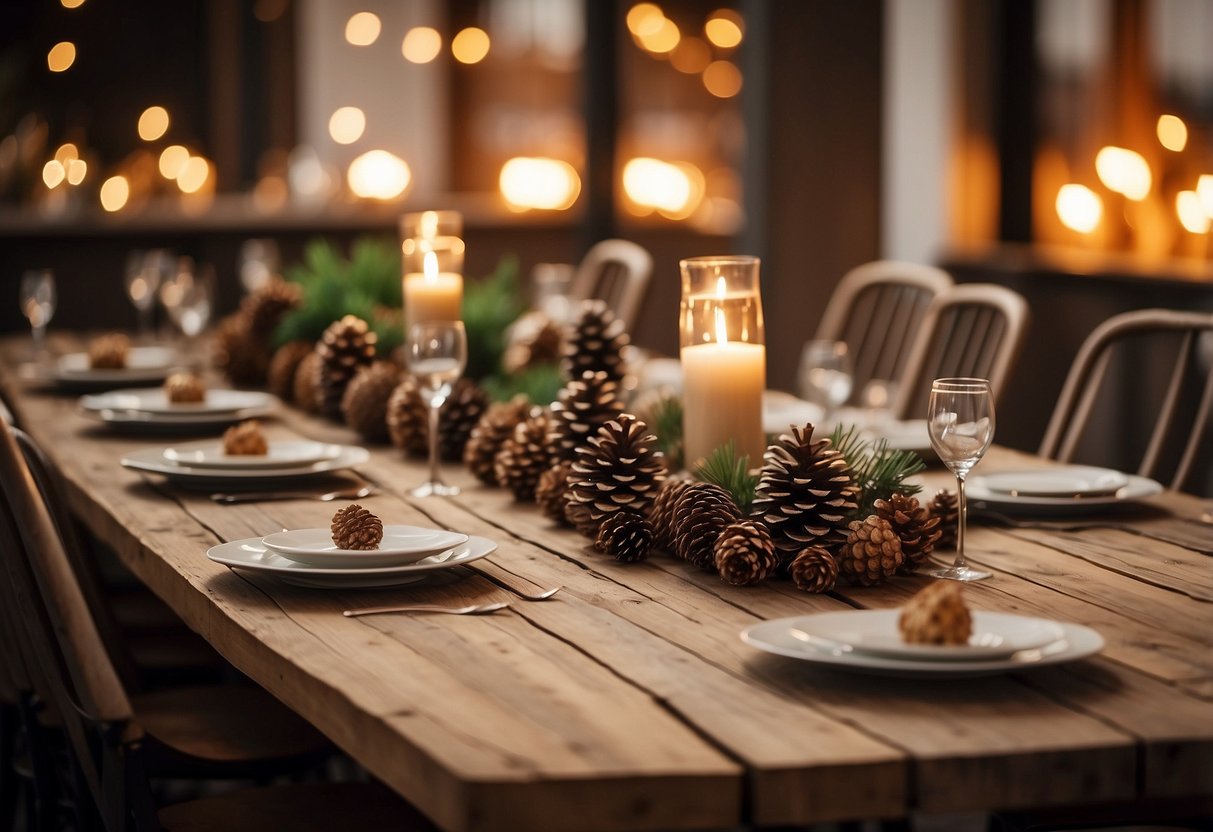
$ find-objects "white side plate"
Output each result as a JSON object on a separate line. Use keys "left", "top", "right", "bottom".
{"left": 261, "top": 525, "right": 471, "bottom": 568}
{"left": 164, "top": 440, "right": 342, "bottom": 469}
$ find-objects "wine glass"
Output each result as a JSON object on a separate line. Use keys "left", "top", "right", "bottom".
{"left": 126, "top": 249, "right": 171, "bottom": 341}
{"left": 19, "top": 269, "right": 56, "bottom": 363}
{"left": 925, "top": 377, "right": 995, "bottom": 581}
{"left": 406, "top": 321, "right": 468, "bottom": 497}
{"left": 161, "top": 258, "right": 214, "bottom": 361}
{"left": 798, "top": 340, "right": 853, "bottom": 424}
{"left": 240, "top": 238, "right": 279, "bottom": 293}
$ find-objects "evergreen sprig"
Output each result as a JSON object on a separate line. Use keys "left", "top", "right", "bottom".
{"left": 694, "top": 440, "right": 757, "bottom": 513}
{"left": 829, "top": 424, "right": 925, "bottom": 516}
{"left": 647, "top": 394, "right": 684, "bottom": 472}
{"left": 481, "top": 362, "right": 563, "bottom": 405}
{"left": 462, "top": 255, "right": 525, "bottom": 381}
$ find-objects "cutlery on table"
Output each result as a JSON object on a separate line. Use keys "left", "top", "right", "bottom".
{"left": 457, "top": 564, "right": 562, "bottom": 601}
{"left": 343, "top": 601, "right": 509, "bottom": 618}
{"left": 211, "top": 485, "right": 378, "bottom": 504}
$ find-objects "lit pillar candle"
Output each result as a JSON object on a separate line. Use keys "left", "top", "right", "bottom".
{"left": 404, "top": 249, "right": 463, "bottom": 330}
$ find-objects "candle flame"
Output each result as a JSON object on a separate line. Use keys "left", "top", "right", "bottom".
{"left": 420, "top": 211, "right": 439, "bottom": 240}
{"left": 423, "top": 250, "right": 439, "bottom": 282}
{"left": 714, "top": 305, "right": 727, "bottom": 344}
{"left": 715, "top": 275, "right": 727, "bottom": 298}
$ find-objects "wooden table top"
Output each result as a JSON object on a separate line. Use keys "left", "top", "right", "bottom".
{"left": 3, "top": 339, "right": 1212, "bottom": 831}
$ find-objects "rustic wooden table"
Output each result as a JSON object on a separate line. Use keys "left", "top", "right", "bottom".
{"left": 3, "top": 339, "right": 1211, "bottom": 831}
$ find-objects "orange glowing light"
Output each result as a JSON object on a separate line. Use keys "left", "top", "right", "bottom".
{"left": 702, "top": 60, "right": 742, "bottom": 98}
{"left": 1095, "top": 146, "right": 1151, "bottom": 201}
{"left": 61, "top": 0, "right": 86, "bottom": 7}
{"left": 1055, "top": 184, "right": 1102, "bottom": 233}
{"left": 47, "top": 42, "right": 76, "bottom": 72}
{"left": 65, "top": 158, "right": 86, "bottom": 185}
{"left": 452, "top": 27, "right": 490, "bottom": 64}
{"left": 402, "top": 27, "right": 442, "bottom": 63}
{"left": 623, "top": 157, "right": 704, "bottom": 219}
{"left": 670, "top": 36, "right": 711, "bottom": 74}
{"left": 499, "top": 157, "right": 581, "bottom": 211}
{"left": 705, "top": 10, "right": 744, "bottom": 48}
{"left": 345, "top": 12, "right": 381, "bottom": 46}
{"left": 1156, "top": 115, "right": 1188, "bottom": 152}
{"left": 159, "top": 145, "right": 190, "bottom": 179}
{"left": 328, "top": 107, "right": 366, "bottom": 145}
{"left": 99, "top": 176, "right": 130, "bottom": 212}
{"left": 138, "top": 106, "right": 170, "bottom": 142}
{"left": 638, "top": 17, "right": 680, "bottom": 53}
{"left": 347, "top": 149, "right": 411, "bottom": 200}
{"left": 42, "top": 160, "right": 66, "bottom": 189}
{"left": 176, "top": 156, "right": 210, "bottom": 194}
{"left": 54, "top": 143, "right": 78, "bottom": 164}
{"left": 1197, "top": 175, "right": 1213, "bottom": 218}
{"left": 1176, "top": 190, "right": 1209, "bottom": 233}
{"left": 626, "top": 4, "right": 665, "bottom": 37}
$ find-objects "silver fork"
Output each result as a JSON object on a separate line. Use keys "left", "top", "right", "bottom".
{"left": 211, "top": 485, "right": 378, "bottom": 504}
{"left": 458, "top": 564, "right": 562, "bottom": 601}
{"left": 343, "top": 601, "right": 509, "bottom": 618}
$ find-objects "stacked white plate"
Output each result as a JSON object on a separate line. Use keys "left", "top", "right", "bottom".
{"left": 52, "top": 346, "right": 179, "bottom": 390}
{"left": 742, "top": 609, "right": 1103, "bottom": 677}
{"left": 82, "top": 388, "right": 278, "bottom": 432}
{"left": 121, "top": 439, "right": 369, "bottom": 488}
{"left": 968, "top": 465, "right": 1162, "bottom": 515}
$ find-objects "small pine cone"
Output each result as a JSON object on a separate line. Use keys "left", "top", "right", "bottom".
{"left": 548, "top": 370, "right": 625, "bottom": 462}
{"left": 386, "top": 377, "right": 427, "bottom": 456}
{"left": 714, "top": 520, "right": 778, "bottom": 586}
{"left": 671, "top": 482, "right": 741, "bottom": 570}
{"left": 788, "top": 546, "right": 839, "bottom": 593}
{"left": 387, "top": 377, "right": 489, "bottom": 460}
{"left": 315, "top": 315, "right": 377, "bottom": 420}
{"left": 268, "top": 341, "right": 313, "bottom": 403}
{"left": 330, "top": 504, "right": 383, "bottom": 551}
{"left": 930, "top": 489, "right": 959, "bottom": 550}
{"left": 241, "top": 276, "right": 301, "bottom": 338}
{"left": 648, "top": 477, "right": 691, "bottom": 552}
{"left": 342, "top": 361, "right": 403, "bottom": 442}
{"left": 564, "top": 414, "right": 667, "bottom": 539}
{"left": 536, "top": 462, "right": 574, "bottom": 526}
{"left": 838, "top": 516, "right": 904, "bottom": 587}
{"left": 222, "top": 420, "right": 267, "bottom": 456}
{"left": 503, "top": 318, "right": 565, "bottom": 374}
{"left": 164, "top": 372, "right": 205, "bottom": 403}
{"left": 89, "top": 333, "right": 130, "bottom": 369}
{"left": 494, "top": 409, "right": 553, "bottom": 501}
{"left": 595, "top": 511, "right": 653, "bottom": 563}
{"left": 292, "top": 351, "right": 322, "bottom": 414}
{"left": 899, "top": 582, "right": 972, "bottom": 645}
{"left": 562, "top": 299, "right": 630, "bottom": 383}
{"left": 213, "top": 312, "right": 271, "bottom": 386}
{"left": 438, "top": 379, "right": 490, "bottom": 461}
{"left": 463, "top": 398, "right": 530, "bottom": 485}
{"left": 874, "top": 492, "right": 942, "bottom": 574}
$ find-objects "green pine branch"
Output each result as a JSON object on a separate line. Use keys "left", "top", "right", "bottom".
{"left": 694, "top": 440, "right": 757, "bottom": 513}
{"left": 829, "top": 424, "right": 925, "bottom": 516}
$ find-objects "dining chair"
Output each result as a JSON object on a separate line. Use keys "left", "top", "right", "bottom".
{"left": 815, "top": 260, "right": 954, "bottom": 396}
{"left": 568, "top": 239, "right": 653, "bottom": 333}
{"left": 893, "top": 283, "right": 1030, "bottom": 420}
{"left": 1039, "top": 308, "right": 1213, "bottom": 493}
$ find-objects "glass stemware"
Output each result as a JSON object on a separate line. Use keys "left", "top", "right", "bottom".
{"left": 406, "top": 321, "right": 468, "bottom": 497}
{"left": 798, "top": 340, "right": 853, "bottom": 424}
{"left": 161, "top": 258, "right": 214, "bottom": 362}
{"left": 20, "top": 269, "right": 56, "bottom": 363}
{"left": 126, "top": 249, "right": 171, "bottom": 341}
{"left": 925, "top": 377, "right": 995, "bottom": 581}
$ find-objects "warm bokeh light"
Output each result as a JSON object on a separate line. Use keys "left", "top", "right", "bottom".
{"left": 452, "top": 27, "right": 490, "bottom": 64}
{"left": 402, "top": 27, "right": 442, "bottom": 63}
{"left": 1197, "top": 175, "right": 1213, "bottom": 218}
{"left": 177, "top": 156, "right": 210, "bottom": 194}
{"left": 347, "top": 149, "right": 411, "bottom": 200}
{"left": 138, "top": 106, "right": 170, "bottom": 142}
{"left": 1055, "top": 183, "right": 1102, "bottom": 233}
{"left": 623, "top": 157, "right": 704, "bottom": 219}
{"left": 99, "top": 176, "right": 130, "bottom": 212}
{"left": 1156, "top": 114, "right": 1187, "bottom": 152}
{"left": 1095, "top": 146, "right": 1151, "bottom": 201}
{"left": 158, "top": 145, "right": 190, "bottom": 179}
{"left": 705, "top": 10, "right": 744, "bottom": 48}
{"left": 61, "top": 0, "right": 86, "bottom": 7}
{"left": 1176, "top": 190, "right": 1209, "bottom": 233}
{"left": 499, "top": 157, "right": 581, "bottom": 210}
{"left": 54, "top": 143, "right": 78, "bottom": 164}
{"left": 65, "top": 158, "right": 87, "bottom": 185}
{"left": 637, "top": 16, "right": 680, "bottom": 53}
{"left": 626, "top": 4, "right": 665, "bottom": 37}
{"left": 47, "top": 42, "right": 76, "bottom": 72}
{"left": 328, "top": 107, "right": 366, "bottom": 145}
{"left": 670, "top": 37, "right": 711, "bottom": 74}
{"left": 702, "top": 60, "right": 742, "bottom": 97}
{"left": 42, "top": 160, "right": 65, "bottom": 189}
{"left": 345, "top": 12, "right": 381, "bottom": 46}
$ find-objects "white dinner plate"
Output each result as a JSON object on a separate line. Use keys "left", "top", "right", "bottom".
{"left": 742, "top": 614, "right": 1103, "bottom": 677}
{"left": 207, "top": 535, "right": 497, "bottom": 588}
{"left": 121, "top": 444, "right": 369, "bottom": 488}
{"left": 788, "top": 609, "right": 1066, "bottom": 661}
{"left": 968, "top": 473, "right": 1163, "bottom": 515}
{"left": 261, "top": 525, "right": 471, "bottom": 568}
{"left": 980, "top": 466, "right": 1130, "bottom": 498}
{"left": 81, "top": 388, "right": 273, "bottom": 416}
{"left": 82, "top": 399, "right": 278, "bottom": 434}
{"left": 56, "top": 346, "right": 178, "bottom": 386}
{"left": 163, "top": 439, "right": 342, "bottom": 469}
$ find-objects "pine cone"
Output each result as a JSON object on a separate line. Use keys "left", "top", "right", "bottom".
{"left": 536, "top": 462, "right": 574, "bottom": 526}
{"left": 315, "top": 315, "right": 377, "bottom": 419}
{"left": 875, "top": 493, "right": 942, "bottom": 574}
{"left": 714, "top": 520, "right": 778, "bottom": 586}
{"left": 268, "top": 341, "right": 313, "bottom": 403}
{"left": 595, "top": 511, "right": 653, "bottom": 563}
{"left": 562, "top": 299, "right": 629, "bottom": 383}
{"left": 751, "top": 424, "right": 860, "bottom": 563}
{"left": 223, "top": 420, "right": 267, "bottom": 456}
{"left": 564, "top": 414, "right": 667, "bottom": 538}
{"left": 292, "top": 351, "right": 322, "bottom": 414}
{"left": 330, "top": 504, "right": 383, "bottom": 551}
{"left": 788, "top": 546, "right": 839, "bottom": 593}
{"left": 342, "top": 361, "right": 402, "bottom": 442}
{"left": 463, "top": 398, "right": 530, "bottom": 485}
{"left": 930, "top": 489, "right": 959, "bottom": 550}
{"left": 671, "top": 482, "right": 740, "bottom": 570}
{"left": 241, "top": 276, "right": 301, "bottom": 338}
{"left": 504, "top": 317, "right": 564, "bottom": 374}
{"left": 494, "top": 408, "right": 553, "bottom": 501}
{"left": 164, "top": 372, "right": 205, "bottom": 403}
{"left": 548, "top": 371, "right": 625, "bottom": 462}
{"left": 213, "top": 312, "right": 270, "bottom": 386}
{"left": 88, "top": 333, "right": 130, "bottom": 369}
{"left": 838, "top": 515, "right": 904, "bottom": 586}
{"left": 899, "top": 582, "right": 971, "bottom": 645}
{"left": 387, "top": 377, "right": 489, "bottom": 461}
{"left": 649, "top": 477, "right": 691, "bottom": 552}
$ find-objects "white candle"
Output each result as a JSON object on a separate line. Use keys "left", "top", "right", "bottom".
{"left": 681, "top": 339, "right": 766, "bottom": 470}
{"left": 404, "top": 250, "right": 463, "bottom": 331}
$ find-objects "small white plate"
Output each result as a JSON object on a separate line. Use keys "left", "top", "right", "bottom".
{"left": 790, "top": 609, "right": 1066, "bottom": 661}
{"left": 980, "top": 466, "right": 1130, "bottom": 498}
{"left": 81, "top": 388, "right": 273, "bottom": 416}
{"left": 207, "top": 535, "right": 496, "bottom": 588}
{"left": 164, "top": 440, "right": 342, "bottom": 469}
{"left": 122, "top": 445, "right": 368, "bottom": 488}
{"left": 261, "top": 525, "right": 471, "bottom": 568}
{"left": 57, "top": 346, "right": 178, "bottom": 385}
{"left": 968, "top": 473, "right": 1163, "bottom": 515}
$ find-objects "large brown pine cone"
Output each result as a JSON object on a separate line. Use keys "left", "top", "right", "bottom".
{"left": 838, "top": 515, "right": 904, "bottom": 586}
{"left": 536, "top": 462, "right": 574, "bottom": 526}
{"left": 463, "top": 397, "right": 530, "bottom": 485}
{"left": 494, "top": 408, "right": 553, "bottom": 501}
{"left": 564, "top": 414, "right": 666, "bottom": 539}
{"left": 595, "top": 511, "right": 653, "bottom": 563}
{"left": 930, "top": 489, "right": 959, "bottom": 550}
{"left": 213, "top": 312, "right": 271, "bottom": 387}
{"left": 671, "top": 482, "right": 741, "bottom": 570}
{"left": 899, "top": 582, "right": 971, "bottom": 645}
{"left": 548, "top": 371, "right": 625, "bottom": 462}
{"left": 330, "top": 504, "right": 383, "bottom": 550}
{"left": 268, "top": 341, "right": 313, "bottom": 403}
{"left": 315, "top": 315, "right": 377, "bottom": 420}
{"left": 292, "top": 351, "right": 322, "bottom": 414}
{"left": 875, "top": 493, "right": 942, "bottom": 573}
{"left": 649, "top": 477, "right": 691, "bottom": 552}
{"left": 387, "top": 377, "right": 489, "bottom": 461}
{"left": 342, "top": 361, "right": 403, "bottom": 442}
{"left": 562, "top": 299, "right": 630, "bottom": 383}
{"left": 242, "top": 276, "right": 301, "bottom": 337}
{"left": 714, "top": 520, "right": 778, "bottom": 586}
{"left": 788, "top": 546, "right": 840, "bottom": 593}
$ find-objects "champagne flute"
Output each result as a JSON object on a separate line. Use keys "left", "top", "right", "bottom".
{"left": 126, "top": 249, "right": 170, "bottom": 341}
{"left": 798, "top": 340, "right": 853, "bottom": 424}
{"left": 925, "top": 377, "right": 995, "bottom": 581}
{"left": 19, "top": 269, "right": 56, "bottom": 363}
{"left": 406, "top": 321, "right": 467, "bottom": 497}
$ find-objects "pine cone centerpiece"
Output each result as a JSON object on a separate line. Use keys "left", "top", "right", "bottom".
{"left": 930, "top": 489, "right": 959, "bottom": 550}
{"left": 292, "top": 351, "right": 322, "bottom": 414}
{"left": 387, "top": 377, "right": 489, "bottom": 461}
{"left": 899, "top": 582, "right": 971, "bottom": 645}
{"left": 494, "top": 408, "right": 553, "bottom": 501}
{"left": 341, "top": 361, "right": 403, "bottom": 442}
{"left": 564, "top": 414, "right": 667, "bottom": 538}
{"left": 536, "top": 462, "right": 574, "bottom": 525}
{"left": 788, "top": 546, "right": 839, "bottom": 593}
{"left": 751, "top": 424, "right": 860, "bottom": 563}
{"left": 244, "top": 276, "right": 302, "bottom": 337}
{"left": 463, "top": 398, "right": 530, "bottom": 486}
{"left": 562, "top": 300, "right": 629, "bottom": 383}
{"left": 649, "top": 477, "right": 691, "bottom": 552}
{"left": 548, "top": 371, "right": 625, "bottom": 462}
{"left": 875, "top": 493, "right": 942, "bottom": 573}
{"left": 670, "top": 482, "right": 740, "bottom": 570}
{"left": 595, "top": 511, "right": 653, "bottom": 563}
{"left": 213, "top": 312, "right": 270, "bottom": 386}
{"left": 331, "top": 504, "right": 383, "bottom": 551}
{"left": 267, "top": 341, "right": 313, "bottom": 403}
{"left": 714, "top": 520, "right": 778, "bottom": 586}
{"left": 838, "top": 515, "right": 904, "bottom": 586}
{"left": 315, "top": 315, "right": 377, "bottom": 419}
{"left": 503, "top": 317, "right": 564, "bottom": 374}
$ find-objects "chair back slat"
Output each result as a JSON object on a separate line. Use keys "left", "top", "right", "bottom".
{"left": 1140, "top": 331, "right": 1194, "bottom": 480}
{"left": 568, "top": 239, "right": 653, "bottom": 333}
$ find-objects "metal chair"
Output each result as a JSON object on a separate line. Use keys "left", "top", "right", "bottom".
{"left": 815, "top": 260, "right": 953, "bottom": 396}
{"left": 568, "top": 239, "right": 653, "bottom": 333}
{"left": 1039, "top": 309, "right": 1213, "bottom": 493}
{"left": 894, "top": 283, "right": 1030, "bottom": 420}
